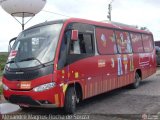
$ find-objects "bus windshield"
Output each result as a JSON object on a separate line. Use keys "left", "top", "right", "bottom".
{"left": 6, "top": 23, "right": 63, "bottom": 69}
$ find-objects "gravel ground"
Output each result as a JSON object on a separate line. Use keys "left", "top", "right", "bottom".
{"left": 1, "top": 67, "right": 160, "bottom": 120}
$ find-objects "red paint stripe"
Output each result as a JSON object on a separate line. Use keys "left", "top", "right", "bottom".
{"left": 107, "top": 79, "right": 109, "bottom": 92}
{"left": 97, "top": 81, "right": 99, "bottom": 94}
{"left": 112, "top": 79, "right": 114, "bottom": 89}
{"left": 110, "top": 79, "right": 112, "bottom": 90}
{"left": 93, "top": 81, "right": 95, "bottom": 96}
{"left": 102, "top": 80, "right": 104, "bottom": 93}
{"left": 128, "top": 74, "right": 130, "bottom": 84}
{"left": 109, "top": 79, "right": 111, "bottom": 91}
{"left": 112, "top": 78, "right": 114, "bottom": 90}
{"left": 113, "top": 78, "right": 115, "bottom": 89}
{"left": 106, "top": 79, "right": 107, "bottom": 92}
{"left": 96, "top": 81, "right": 98, "bottom": 95}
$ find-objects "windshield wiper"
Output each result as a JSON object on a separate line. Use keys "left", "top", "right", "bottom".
{"left": 6, "top": 60, "right": 15, "bottom": 64}
{"left": 6, "top": 59, "right": 22, "bottom": 71}
{"left": 19, "top": 57, "right": 45, "bottom": 67}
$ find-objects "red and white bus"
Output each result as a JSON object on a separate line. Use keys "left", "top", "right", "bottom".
{"left": 2, "top": 18, "right": 156, "bottom": 114}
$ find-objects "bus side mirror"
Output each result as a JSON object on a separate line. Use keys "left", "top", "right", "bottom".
{"left": 8, "top": 37, "right": 17, "bottom": 52}
{"left": 71, "top": 30, "right": 78, "bottom": 41}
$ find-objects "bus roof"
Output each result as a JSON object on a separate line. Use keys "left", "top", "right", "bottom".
{"left": 65, "top": 18, "right": 152, "bottom": 34}
{"left": 26, "top": 18, "right": 152, "bottom": 35}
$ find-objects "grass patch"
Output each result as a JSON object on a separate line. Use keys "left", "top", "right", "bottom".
{"left": 0, "top": 52, "right": 7, "bottom": 95}
{"left": 0, "top": 52, "right": 8, "bottom": 72}
{"left": 0, "top": 84, "right": 2, "bottom": 95}
{"left": 0, "top": 71, "right": 2, "bottom": 95}
{"left": 0, "top": 71, "right": 3, "bottom": 77}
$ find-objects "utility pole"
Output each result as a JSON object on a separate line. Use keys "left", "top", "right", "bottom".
{"left": 107, "top": 0, "right": 113, "bottom": 21}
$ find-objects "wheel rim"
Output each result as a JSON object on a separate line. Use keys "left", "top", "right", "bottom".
{"left": 72, "top": 94, "right": 76, "bottom": 108}
{"left": 135, "top": 73, "right": 140, "bottom": 87}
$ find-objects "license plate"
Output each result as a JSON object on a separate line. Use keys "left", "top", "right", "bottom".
{"left": 20, "top": 81, "right": 31, "bottom": 89}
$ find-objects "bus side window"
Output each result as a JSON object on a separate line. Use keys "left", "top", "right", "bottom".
{"left": 70, "top": 33, "right": 93, "bottom": 54}
{"left": 116, "top": 31, "right": 132, "bottom": 54}
{"left": 142, "top": 34, "right": 153, "bottom": 52}
{"left": 83, "top": 34, "right": 93, "bottom": 53}
{"left": 130, "top": 33, "right": 144, "bottom": 53}
{"left": 70, "top": 37, "right": 81, "bottom": 54}
{"left": 96, "top": 28, "right": 117, "bottom": 54}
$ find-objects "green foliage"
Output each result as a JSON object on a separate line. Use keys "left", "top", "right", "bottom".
{"left": 0, "top": 52, "right": 7, "bottom": 94}
{"left": 0, "top": 85, "right": 2, "bottom": 95}
{"left": 0, "top": 71, "right": 2, "bottom": 76}
{"left": 0, "top": 53, "right": 8, "bottom": 72}
{"left": 0, "top": 63, "right": 6, "bottom": 71}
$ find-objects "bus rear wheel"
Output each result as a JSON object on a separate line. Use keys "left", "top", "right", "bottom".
{"left": 131, "top": 72, "right": 141, "bottom": 89}
{"left": 64, "top": 87, "right": 77, "bottom": 114}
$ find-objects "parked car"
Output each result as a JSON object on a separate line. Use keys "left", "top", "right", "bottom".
{"left": 155, "top": 46, "right": 160, "bottom": 65}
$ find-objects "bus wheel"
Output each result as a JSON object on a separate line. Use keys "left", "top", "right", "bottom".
{"left": 64, "top": 87, "right": 76, "bottom": 114}
{"left": 131, "top": 72, "right": 141, "bottom": 89}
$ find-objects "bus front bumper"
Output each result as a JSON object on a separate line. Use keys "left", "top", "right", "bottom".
{"left": 3, "top": 83, "right": 64, "bottom": 108}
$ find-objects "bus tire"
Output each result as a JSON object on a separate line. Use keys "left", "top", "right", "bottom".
{"left": 131, "top": 72, "right": 141, "bottom": 89}
{"left": 64, "top": 87, "right": 76, "bottom": 114}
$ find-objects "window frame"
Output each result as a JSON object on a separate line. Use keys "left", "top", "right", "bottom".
{"left": 61, "top": 22, "right": 96, "bottom": 65}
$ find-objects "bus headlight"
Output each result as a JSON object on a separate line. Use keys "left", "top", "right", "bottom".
{"left": 33, "top": 82, "right": 55, "bottom": 92}
{"left": 3, "top": 83, "right": 9, "bottom": 91}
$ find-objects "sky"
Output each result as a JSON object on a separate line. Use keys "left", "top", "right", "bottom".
{"left": 0, "top": 0, "right": 160, "bottom": 52}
